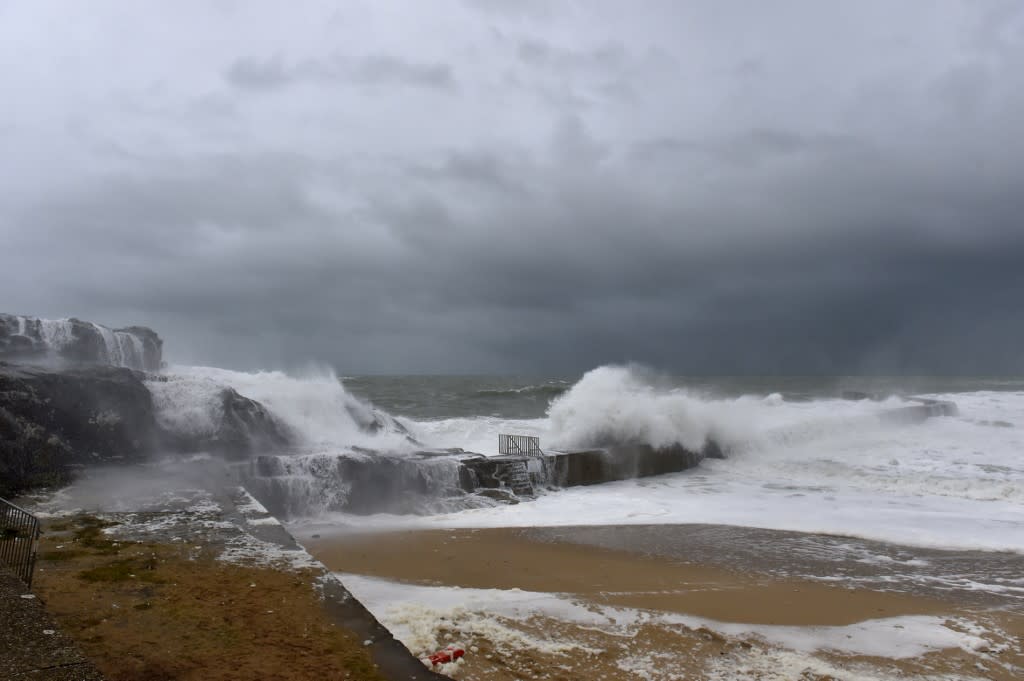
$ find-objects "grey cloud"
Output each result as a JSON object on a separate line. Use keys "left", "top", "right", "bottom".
{"left": 409, "top": 151, "right": 526, "bottom": 195}
{"left": 3, "top": 1, "right": 1024, "bottom": 374}
{"left": 461, "top": 0, "right": 556, "bottom": 20}
{"left": 225, "top": 53, "right": 456, "bottom": 92}
{"left": 225, "top": 55, "right": 293, "bottom": 90}
{"left": 517, "top": 39, "right": 627, "bottom": 72}
{"left": 630, "top": 128, "right": 864, "bottom": 167}
{"left": 350, "top": 55, "right": 455, "bottom": 90}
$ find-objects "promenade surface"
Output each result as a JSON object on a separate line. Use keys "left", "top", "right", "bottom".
{"left": 0, "top": 568, "right": 105, "bottom": 681}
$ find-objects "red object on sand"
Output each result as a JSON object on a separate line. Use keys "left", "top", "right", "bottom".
{"left": 428, "top": 647, "right": 465, "bottom": 665}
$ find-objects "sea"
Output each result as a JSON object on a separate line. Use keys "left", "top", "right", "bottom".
{"left": 149, "top": 364, "right": 1024, "bottom": 554}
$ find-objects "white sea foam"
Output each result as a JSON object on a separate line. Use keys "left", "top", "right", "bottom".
{"left": 339, "top": 574, "right": 1003, "bottom": 678}
{"left": 149, "top": 364, "right": 414, "bottom": 453}
{"left": 339, "top": 573, "right": 639, "bottom": 657}
{"left": 341, "top": 368, "right": 1024, "bottom": 553}
{"left": 406, "top": 415, "right": 544, "bottom": 455}
{"left": 545, "top": 365, "right": 759, "bottom": 451}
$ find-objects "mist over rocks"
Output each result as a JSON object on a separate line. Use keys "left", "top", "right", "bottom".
{"left": 0, "top": 363, "right": 300, "bottom": 497}
{"left": 0, "top": 314, "right": 163, "bottom": 371}
{"left": 148, "top": 377, "right": 294, "bottom": 459}
{"left": 0, "top": 312, "right": 294, "bottom": 496}
{"left": 244, "top": 453, "right": 468, "bottom": 517}
{"left": 0, "top": 314, "right": 419, "bottom": 499}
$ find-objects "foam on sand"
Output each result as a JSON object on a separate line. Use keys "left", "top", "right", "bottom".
{"left": 338, "top": 574, "right": 1014, "bottom": 680}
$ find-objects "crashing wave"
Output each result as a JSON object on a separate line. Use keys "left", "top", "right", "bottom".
{"left": 148, "top": 364, "right": 415, "bottom": 454}
{"left": 546, "top": 365, "right": 758, "bottom": 453}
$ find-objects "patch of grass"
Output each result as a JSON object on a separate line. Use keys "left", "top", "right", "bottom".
{"left": 35, "top": 513, "right": 389, "bottom": 681}
{"left": 72, "top": 516, "right": 121, "bottom": 554}
{"left": 39, "top": 549, "right": 88, "bottom": 561}
{"left": 78, "top": 558, "right": 163, "bottom": 584}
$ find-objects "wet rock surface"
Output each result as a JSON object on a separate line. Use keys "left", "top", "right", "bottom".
{"left": 0, "top": 364, "right": 295, "bottom": 497}
{"left": 0, "top": 315, "right": 162, "bottom": 372}
{"left": 0, "top": 363, "right": 158, "bottom": 497}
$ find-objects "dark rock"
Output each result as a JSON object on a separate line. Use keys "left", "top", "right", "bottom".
{"left": 0, "top": 363, "right": 159, "bottom": 497}
{"left": 215, "top": 388, "right": 293, "bottom": 457}
{"left": 0, "top": 314, "right": 162, "bottom": 371}
{"left": 150, "top": 379, "right": 293, "bottom": 459}
{"left": 474, "top": 487, "right": 520, "bottom": 504}
{"left": 345, "top": 402, "right": 414, "bottom": 440}
{"left": 0, "top": 362, "right": 299, "bottom": 496}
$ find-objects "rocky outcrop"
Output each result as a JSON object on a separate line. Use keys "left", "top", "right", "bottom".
{"left": 149, "top": 377, "right": 294, "bottom": 459}
{"left": 0, "top": 314, "right": 162, "bottom": 371}
{"left": 0, "top": 363, "right": 296, "bottom": 497}
{"left": 215, "top": 388, "right": 293, "bottom": 456}
{"left": 0, "top": 363, "right": 159, "bottom": 497}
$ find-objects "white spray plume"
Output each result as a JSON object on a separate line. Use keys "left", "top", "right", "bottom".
{"left": 149, "top": 364, "right": 413, "bottom": 453}
{"left": 546, "top": 365, "right": 758, "bottom": 452}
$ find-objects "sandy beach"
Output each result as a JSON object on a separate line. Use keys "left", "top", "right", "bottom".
{"left": 304, "top": 525, "right": 1024, "bottom": 680}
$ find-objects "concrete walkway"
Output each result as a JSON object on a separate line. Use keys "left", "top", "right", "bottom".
{"left": 0, "top": 569, "right": 105, "bottom": 681}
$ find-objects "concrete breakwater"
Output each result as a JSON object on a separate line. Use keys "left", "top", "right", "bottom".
{"left": 459, "top": 442, "right": 715, "bottom": 496}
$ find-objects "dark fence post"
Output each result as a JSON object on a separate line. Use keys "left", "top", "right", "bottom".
{"left": 0, "top": 497, "right": 41, "bottom": 588}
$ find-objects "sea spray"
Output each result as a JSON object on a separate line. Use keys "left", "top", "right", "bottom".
{"left": 545, "top": 365, "right": 759, "bottom": 452}
{"left": 240, "top": 452, "right": 469, "bottom": 517}
{"left": 149, "top": 364, "right": 415, "bottom": 454}
{"left": 39, "top": 318, "right": 75, "bottom": 351}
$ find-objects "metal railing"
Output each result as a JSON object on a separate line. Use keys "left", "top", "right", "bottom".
{"left": 1, "top": 497, "right": 41, "bottom": 588}
{"left": 498, "top": 434, "right": 543, "bottom": 457}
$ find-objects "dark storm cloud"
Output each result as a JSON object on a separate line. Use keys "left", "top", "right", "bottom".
{"left": 2, "top": 1, "right": 1023, "bottom": 373}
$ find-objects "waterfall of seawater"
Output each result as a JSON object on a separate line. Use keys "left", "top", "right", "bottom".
{"left": 14, "top": 316, "right": 148, "bottom": 369}
{"left": 238, "top": 452, "right": 470, "bottom": 518}
{"left": 88, "top": 322, "right": 146, "bottom": 368}
{"left": 39, "top": 318, "right": 75, "bottom": 350}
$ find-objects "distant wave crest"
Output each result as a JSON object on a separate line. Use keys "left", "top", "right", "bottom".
{"left": 474, "top": 384, "right": 569, "bottom": 400}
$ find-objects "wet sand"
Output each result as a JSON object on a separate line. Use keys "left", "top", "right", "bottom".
{"left": 307, "top": 527, "right": 954, "bottom": 626}
{"left": 302, "top": 525, "right": 1024, "bottom": 680}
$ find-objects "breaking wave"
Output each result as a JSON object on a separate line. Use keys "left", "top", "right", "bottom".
{"left": 149, "top": 365, "right": 414, "bottom": 453}
{"left": 546, "top": 365, "right": 760, "bottom": 452}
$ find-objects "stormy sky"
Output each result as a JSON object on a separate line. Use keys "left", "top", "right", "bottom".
{"left": 2, "top": 1, "right": 1023, "bottom": 374}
